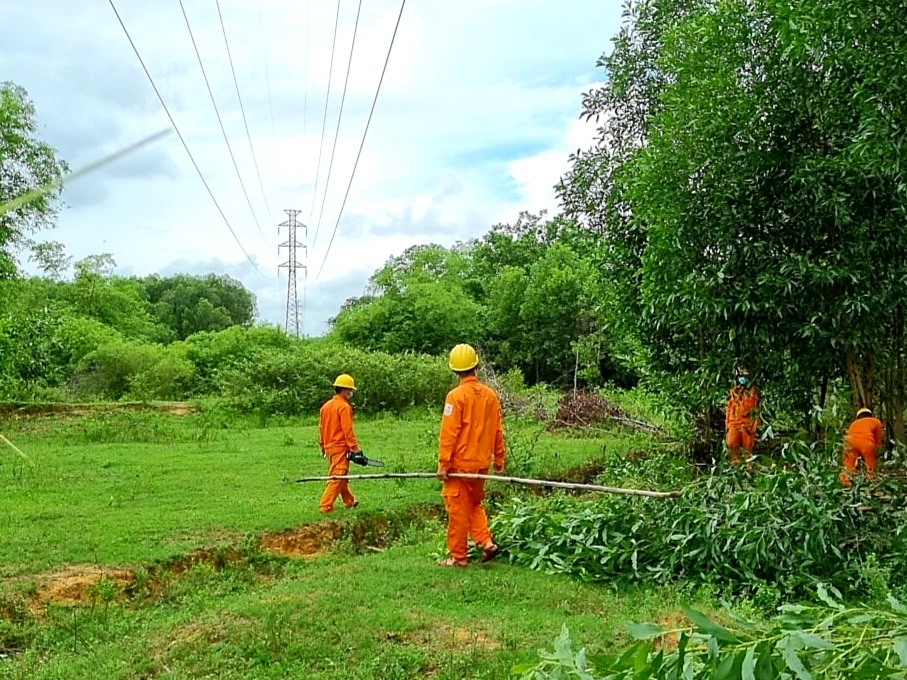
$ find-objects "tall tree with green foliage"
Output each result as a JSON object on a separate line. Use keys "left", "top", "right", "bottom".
{"left": 140, "top": 273, "right": 256, "bottom": 341}
{"left": 0, "top": 82, "right": 67, "bottom": 277}
{"left": 561, "top": 0, "right": 907, "bottom": 442}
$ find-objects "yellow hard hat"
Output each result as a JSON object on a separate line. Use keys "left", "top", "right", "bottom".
{"left": 333, "top": 374, "right": 356, "bottom": 390}
{"left": 448, "top": 344, "right": 479, "bottom": 372}
{"left": 857, "top": 407, "right": 872, "bottom": 417}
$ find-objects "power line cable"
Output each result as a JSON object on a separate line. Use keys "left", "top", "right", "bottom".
{"left": 178, "top": 0, "right": 268, "bottom": 244}
{"left": 310, "top": 0, "right": 362, "bottom": 252}
{"left": 216, "top": 0, "right": 274, "bottom": 225}
{"left": 316, "top": 0, "right": 406, "bottom": 279}
{"left": 307, "top": 0, "right": 343, "bottom": 226}
{"left": 106, "top": 0, "right": 264, "bottom": 276}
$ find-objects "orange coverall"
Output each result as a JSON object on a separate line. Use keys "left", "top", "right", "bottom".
{"left": 318, "top": 394, "right": 360, "bottom": 512}
{"left": 725, "top": 386, "right": 761, "bottom": 465}
{"left": 438, "top": 375, "right": 506, "bottom": 563}
{"left": 840, "top": 415, "right": 885, "bottom": 487}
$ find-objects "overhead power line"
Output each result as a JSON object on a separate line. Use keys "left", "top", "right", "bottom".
{"left": 307, "top": 0, "right": 343, "bottom": 227}
{"left": 216, "top": 0, "right": 274, "bottom": 225}
{"left": 310, "top": 0, "right": 363, "bottom": 252}
{"left": 178, "top": 0, "right": 268, "bottom": 244}
{"left": 106, "top": 0, "right": 264, "bottom": 276}
{"left": 316, "top": 0, "right": 407, "bottom": 279}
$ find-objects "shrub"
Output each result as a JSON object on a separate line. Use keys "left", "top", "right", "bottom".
{"left": 183, "top": 325, "right": 293, "bottom": 394}
{"left": 517, "top": 590, "right": 907, "bottom": 679}
{"left": 73, "top": 341, "right": 165, "bottom": 399}
{"left": 215, "top": 341, "right": 453, "bottom": 416}
{"left": 494, "top": 444, "right": 907, "bottom": 600}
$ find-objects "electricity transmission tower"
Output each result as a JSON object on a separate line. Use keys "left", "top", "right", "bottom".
{"left": 279, "top": 209, "right": 306, "bottom": 336}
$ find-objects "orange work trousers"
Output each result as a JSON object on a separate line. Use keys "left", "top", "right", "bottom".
{"left": 726, "top": 423, "right": 756, "bottom": 465}
{"left": 442, "top": 476, "right": 493, "bottom": 562}
{"left": 840, "top": 441, "right": 878, "bottom": 487}
{"left": 320, "top": 451, "right": 356, "bottom": 512}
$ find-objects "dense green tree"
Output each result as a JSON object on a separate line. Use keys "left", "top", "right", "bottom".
{"left": 561, "top": 0, "right": 907, "bottom": 441}
{"left": 0, "top": 83, "right": 68, "bottom": 277}
{"left": 139, "top": 273, "right": 256, "bottom": 340}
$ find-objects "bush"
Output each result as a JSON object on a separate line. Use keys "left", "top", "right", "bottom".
{"left": 215, "top": 341, "right": 453, "bottom": 416}
{"left": 53, "top": 315, "right": 124, "bottom": 366}
{"left": 182, "top": 325, "right": 293, "bottom": 394}
{"left": 517, "top": 590, "right": 907, "bottom": 679}
{"left": 494, "top": 444, "right": 907, "bottom": 600}
{"left": 73, "top": 342, "right": 164, "bottom": 399}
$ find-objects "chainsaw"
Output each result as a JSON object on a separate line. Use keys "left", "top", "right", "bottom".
{"left": 347, "top": 450, "right": 384, "bottom": 467}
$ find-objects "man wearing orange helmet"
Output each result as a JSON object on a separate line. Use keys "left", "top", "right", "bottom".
{"left": 318, "top": 374, "right": 363, "bottom": 513}
{"left": 840, "top": 407, "right": 885, "bottom": 487}
{"left": 436, "top": 344, "right": 506, "bottom": 567}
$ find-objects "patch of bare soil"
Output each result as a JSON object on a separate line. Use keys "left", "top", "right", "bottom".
{"left": 259, "top": 522, "right": 346, "bottom": 558}
{"left": 32, "top": 566, "right": 135, "bottom": 609}
{"left": 652, "top": 612, "right": 692, "bottom": 653}
{"left": 401, "top": 621, "right": 502, "bottom": 652}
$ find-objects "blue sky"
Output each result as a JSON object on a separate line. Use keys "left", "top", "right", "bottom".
{"left": 1, "top": 0, "right": 623, "bottom": 333}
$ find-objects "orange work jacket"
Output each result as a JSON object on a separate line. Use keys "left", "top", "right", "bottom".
{"left": 845, "top": 416, "right": 884, "bottom": 450}
{"left": 726, "top": 386, "right": 760, "bottom": 429}
{"left": 319, "top": 395, "right": 360, "bottom": 455}
{"left": 439, "top": 375, "right": 505, "bottom": 473}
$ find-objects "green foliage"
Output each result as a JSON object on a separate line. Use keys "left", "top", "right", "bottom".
{"left": 140, "top": 273, "right": 256, "bottom": 341}
{"left": 216, "top": 341, "right": 453, "bottom": 416}
{"left": 182, "top": 325, "right": 293, "bottom": 394}
{"left": 0, "top": 82, "right": 68, "bottom": 277}
{"left": 72, "top": 341, "right": 193, "bottom": 401}
{"left": 560, "top": 0, "right": 907, "bottom": 439}
{"left": 494, "top": 446, "right": 907, "bottom": 600}
{"left": 330, "top": 215, "right": 629, "bottom": 388}
{"left": 0, "top": 307, "right": 65, "bottom": 396}
{"left": 520, "top": 592, "right": 907, "bottom": 679}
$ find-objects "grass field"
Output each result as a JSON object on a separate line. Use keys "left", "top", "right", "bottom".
{"left": 0, "top": 408, "right": 703, "bottom": 678}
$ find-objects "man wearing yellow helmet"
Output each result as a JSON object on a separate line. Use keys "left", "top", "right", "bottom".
{"left": 436, "top": 344, "right": 506, "bottom": 567}
{"left": 318, "top": 374, "right": 362, "bottom": 512}
{"left": 840, "top": 406, "right": 885, "bottom": 487}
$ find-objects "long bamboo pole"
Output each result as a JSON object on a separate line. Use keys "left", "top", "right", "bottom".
{"left": 0, "top": 433, "right": 35, "bottom": 466}
{"left": 294, "top": 471, "right": 681, "bottom": 498}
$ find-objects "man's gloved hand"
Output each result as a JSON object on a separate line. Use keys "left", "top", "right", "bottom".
{"left": 348, "top": 451, "right": 368, "bottom": 466}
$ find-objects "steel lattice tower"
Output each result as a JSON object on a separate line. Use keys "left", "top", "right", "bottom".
{"left": 278, "top": 209, "right": 307, "bottom": 336}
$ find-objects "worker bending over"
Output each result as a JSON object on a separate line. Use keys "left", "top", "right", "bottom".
{"left": 319, "top": 374, "right": 363, "bottom": 513}
{"left": 725, "top": 368, "right": 761, "bottom": 465}
{"left": 840, "top": 407, "right": 885, "bottom": 487}
{"left": 437, "top": 344, "right": 506, "bottom": 567}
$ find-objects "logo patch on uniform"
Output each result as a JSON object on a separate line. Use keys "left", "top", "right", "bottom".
{"left": 443, "top": 403, "right": 453, "bottom": 416}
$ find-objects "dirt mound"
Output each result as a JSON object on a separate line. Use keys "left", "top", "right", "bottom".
{"left": 260, "top": 522, "right": 346, "bottom": 558}
{"left": 34, "top": 566, "right": 135, "bottom": 608}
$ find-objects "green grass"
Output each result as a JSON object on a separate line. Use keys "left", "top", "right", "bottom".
{"left": 0, "top": 409, "right": 698, "bottom": 678}
{"left": 0, "top": 537, "right": 716, "bottom": 679}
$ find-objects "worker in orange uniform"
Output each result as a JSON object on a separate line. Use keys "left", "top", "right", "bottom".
{"left": 725, "top": 368, "right": 761, "bottom": 465}
{"left": 840, "top": 407, "right": 885, "bottom": 487}
{"left": 318, "top": 374, "right": 363, "bottom": 513}
{"left": 436, "top": 344, "right": 506, "bottom": 567}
